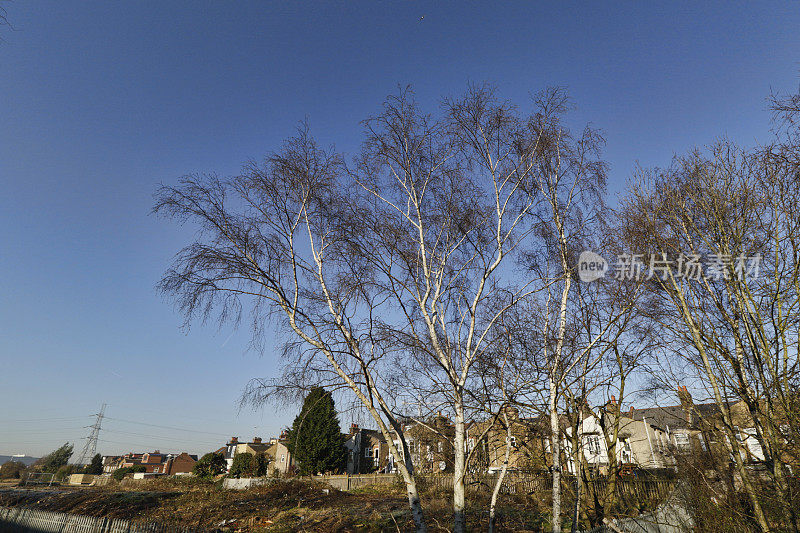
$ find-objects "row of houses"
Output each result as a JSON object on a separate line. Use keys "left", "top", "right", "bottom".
{"left": 217, "top": 434, "right": 294, "bottom": 476}
{"left": 344, "top": 388, "right": 783, "bottom": 477}
{"left": 101, "top": 435, "right": 297, "bottom": 479}
{"left": 102, "top": 451, "right": 198, "bottom": 476}
{"left": 99, "top": 388, "right": 784, "bottom": 480}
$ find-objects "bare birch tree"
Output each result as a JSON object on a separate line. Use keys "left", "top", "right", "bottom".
{"left": 520, "top": 89, "right": 622, "bottom": 533}
{"left": 157, "top": 84, "right": 606, "bottom": 531}
{"left": 619, "top": 89, "right": 800, "bottom": 531}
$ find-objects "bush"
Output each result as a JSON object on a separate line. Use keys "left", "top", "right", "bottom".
{"left": 228, "top": 452, "right": 254, "bottom": 478}
{"left": 228, "top": 452, "right": 270, "bottom": 478}
{"left": 0, "top": 461, "right": 27, "bottom": 479}
{"left": 193, "top": 452, "right": 226, "bottom": 479}
{"left": 54, "top": 464, "right": 75, "bottom": 481}
{"left": 111, "top": 465, "right": 146, "bottom": 481}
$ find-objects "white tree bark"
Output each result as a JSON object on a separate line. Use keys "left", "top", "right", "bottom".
{"left": 488, "top": 412, "right": 512, "bottom": 533}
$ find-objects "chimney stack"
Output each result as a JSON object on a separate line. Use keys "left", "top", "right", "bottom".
{"left": 253, "top": 437, "right": 262, "bottom": 444}
{"left": 677, "top": 385, "right": 694, "bottom": 426}
{"left": 230, "top": 436, "right": 239, "bottom": 445}
{"left": 349, "top": 423, "right": 359, "bottom": 436}
{"left": 611, "top": 395, "right": 616, "bottom": 404}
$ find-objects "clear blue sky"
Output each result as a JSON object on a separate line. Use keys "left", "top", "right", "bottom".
{"left": 1, "top": 1, "right": 799, "bottom": 457}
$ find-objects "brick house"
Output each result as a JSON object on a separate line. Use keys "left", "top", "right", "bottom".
{"left": 102, "top": 455, "right": 124, "bottom": 474}
{"left": 345, "top": 424, "right": 390, "bottom": 474}
{"left": 165, "top": 452, "right": 198, "bottom": 475}
{"left": 218, "top": 436, "right": 272, "bottom": 472}
{"left": 265, "top": 436, "right": 294, "bottom": 475}
{"left": 470, "top": 407, "right": 549, "bottom": 473}
{"left": 103, "top": 451, "right": 197, "bottom": 475}
{"left": 385, "top": 414, "right": 456, "bottom": 474}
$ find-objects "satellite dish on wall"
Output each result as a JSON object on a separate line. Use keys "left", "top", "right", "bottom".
{"left": 438, "top": 461, "right": 446, "bottom": 471}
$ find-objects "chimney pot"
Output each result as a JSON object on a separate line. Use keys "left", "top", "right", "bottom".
{"left": 611, "top": 395, "right": 616, "bottom": 404}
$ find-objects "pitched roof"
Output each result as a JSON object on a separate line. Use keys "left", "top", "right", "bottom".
{"left": 628, "top": 402, "right": 721, "bottom": 430}
{"left": 629, "top": 405, "right": 690, "bottom": 430}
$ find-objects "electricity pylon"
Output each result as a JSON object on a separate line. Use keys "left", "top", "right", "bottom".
{"left": 75, "top": 403, "right": 106, "bottom": 466}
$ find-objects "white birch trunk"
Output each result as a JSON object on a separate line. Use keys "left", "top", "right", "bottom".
{"left": 488, "top": 413, "right": 512, "bottom": 533}
{"left": 453, "top": 398, "right": 467, "bottom": 533}
{"left": 549, "top": 380, "right": 562, "bottom": 533}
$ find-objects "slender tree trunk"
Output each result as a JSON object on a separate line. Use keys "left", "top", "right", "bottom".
{"left": 453, "top": 397, "right": 467, "bottom": 533}
{"left": 489, "top": 413, "right": 512, "bottom": 533}
{"left": 571, "top": 407, "right": 584, "bottom": 533}
{"left": 398, "top": 466, "right": 427, "bottom": 533}
{"left": 550, "top": 380, "right": 562, "bottom": 533}
{"left": 550, "top": 268, "right": 572, "bottom": 533}
{"left": 771, "top": 447, "right": 800, "bottom": 532}
{"left": 675, "top": 292, "right": 771, "bottom": 533}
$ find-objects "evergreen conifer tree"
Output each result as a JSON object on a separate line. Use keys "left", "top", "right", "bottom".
{"left": 285, "top": 387, "right": 346, "bottom": 475}
{"left": 35, "top": 443, "right": 73, "bottom": 473}
{"left": 84, "top": 453, "right": 103, "bottom": 475}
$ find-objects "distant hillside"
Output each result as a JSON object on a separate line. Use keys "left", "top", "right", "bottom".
{"left": 0, "top": 455, "right": 39, "bottom": 466}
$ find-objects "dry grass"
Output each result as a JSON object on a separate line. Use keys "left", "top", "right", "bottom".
{"left": 0, "top": 477, "right": 551, "bottom": 531}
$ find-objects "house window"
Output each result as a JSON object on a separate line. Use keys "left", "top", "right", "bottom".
{"left": 153, "top": 467, "right": 158, "bottom": 473}
{"left": 437, "top": 441, "right": 443, "bottom": 453}
{"left": 674, "top": 432, "right": 690, "bottom": 449}
{"left": 509, "top": 436, "right": 517, "bottom": 448}
{"left": 365, "top": 447, "right": 372, "bottom": 458}
{"left": 281, "top": 454, "right": 285, "bottom": 463}
{"left": 620, "top": 439, "right": 632, "bottom": 463}
{"left": 467, "top": 438, "right": 475, "bottom": 451}
{"left": 586, "top": 436, "right": 600, "bottom": 455}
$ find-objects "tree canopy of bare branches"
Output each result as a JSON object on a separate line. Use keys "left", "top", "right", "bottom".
{"left": 156, "top": 83, "right": 621, "bottom": 531}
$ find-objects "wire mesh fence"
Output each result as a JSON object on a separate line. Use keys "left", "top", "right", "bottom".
{"left": 0, "top": 506, "right": 200, "bottom": 533}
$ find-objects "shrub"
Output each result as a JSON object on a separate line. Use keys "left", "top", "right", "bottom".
{"left": 111, "top": 465, "right": 146, "bottom": 481}
{"left": 54, "top": 464, "right": 75, "bottom": 481}
{"left": 228, "top": 452, "right": 270, "bottom": 478}
{"left": 0, "top": 461, "right": 27, "bottom": 479}
{"left": 228, "top": 452, "right": 254, "bottom": 478}
{"left": 193, "top": 452, "right": 226, "bottom": 479}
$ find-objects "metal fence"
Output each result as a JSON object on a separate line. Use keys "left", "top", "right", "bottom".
{"left": 312, "top": 473, "right": 396, "bottom": 491}
{"left": 0, "top": 506, "right": 199, "bottom": 533}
